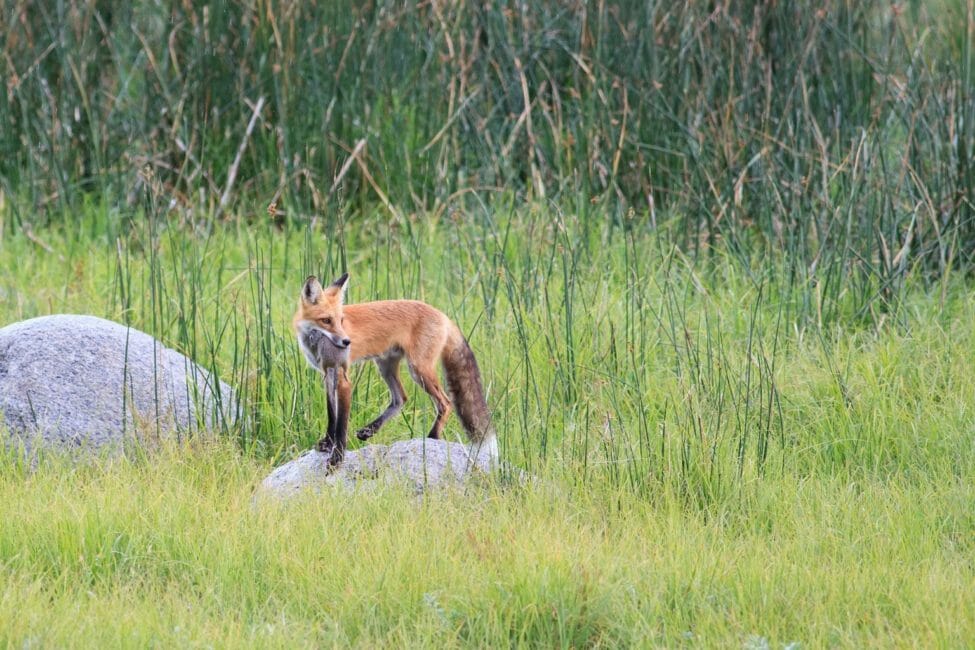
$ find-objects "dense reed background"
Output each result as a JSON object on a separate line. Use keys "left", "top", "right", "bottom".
{"left": 1, "top": 1, "right": 974, "bottom": 646}
{"left": 3, "top": 1, "right": 973, "bottom": 286}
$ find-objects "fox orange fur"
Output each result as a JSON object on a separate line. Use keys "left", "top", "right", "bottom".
{"left": 293, "top": 273, "right": 497, "bottom": 467}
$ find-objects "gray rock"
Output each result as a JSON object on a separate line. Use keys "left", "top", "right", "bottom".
{"left": 0, "top": 314, "right": 237, "bottom": 455}
{"left": 256, "top": 438, "right": 496, "bottom": 499}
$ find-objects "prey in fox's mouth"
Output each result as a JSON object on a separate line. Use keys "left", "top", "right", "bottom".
{"left": 310, "top": 327, "right": 350, "bottom": 350}
{"left": 299, "top": 326, "right": 350, "bottom": 371}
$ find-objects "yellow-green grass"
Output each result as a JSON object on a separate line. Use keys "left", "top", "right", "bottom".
{"left": 0, "top": 444, "right": 972, "bottom": 647}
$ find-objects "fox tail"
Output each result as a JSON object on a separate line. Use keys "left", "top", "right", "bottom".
{"left": 441, "top": 325, "right": 498, "bottom": 464}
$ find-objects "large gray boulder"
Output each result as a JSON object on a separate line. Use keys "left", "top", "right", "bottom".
{"left": 0, "top": 314, "right": 237, "bottom": 454}
{"left": 256, "top": 438, "right": 496, "bottom": 498}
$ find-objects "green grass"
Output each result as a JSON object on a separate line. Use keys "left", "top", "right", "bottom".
{"left": 0, "top": 445, "right": 972, "bottom": 647}
{"left": 0, "top": 204, "right": 974, "bottom": 646}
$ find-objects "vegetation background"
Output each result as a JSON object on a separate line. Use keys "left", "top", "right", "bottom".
{"left": 1, "top": 0, "right": 974, "bottom": 646}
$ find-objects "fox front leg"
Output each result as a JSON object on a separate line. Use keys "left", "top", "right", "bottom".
{"left": 356, "top": 354, "right": 407, "bottom": 441}
{"left": 307, "top": 326, "right": 351, "bottom": 463}
{"left": 317, "top": 365, "right": 351, "bottom": 468}
{"left": 317, "top": 366, "right": 339, "bottom": 453}
{"left": 332, "top": 366, "right": 352, "bottom": 465}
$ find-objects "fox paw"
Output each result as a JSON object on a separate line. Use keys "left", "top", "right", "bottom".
{"left": 325, "top": 448, "right": 344, "bottom": 468}
{"left": 315, "top": 442, "right": 345, "bottom": 471}
{"left": 355, "top": 427, "right": 376, "bottom": 441}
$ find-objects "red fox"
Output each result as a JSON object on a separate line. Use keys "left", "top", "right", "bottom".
{"left": 293, "top": 273, "right": 497, "bottom": 467}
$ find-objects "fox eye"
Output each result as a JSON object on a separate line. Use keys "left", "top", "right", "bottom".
{"left": 321, "top": 317, "right": 332, "bottom": 325}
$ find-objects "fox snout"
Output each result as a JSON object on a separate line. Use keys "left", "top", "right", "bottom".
{"left": 318, "top": 328, "right": 350, "bottom": 349}
{"left": 323, "top": 332, "right": 351, "bottom": 348}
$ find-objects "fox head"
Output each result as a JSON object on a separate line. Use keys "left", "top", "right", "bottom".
{"left": 293, "top": 273, "right": 351, "bottom": 370}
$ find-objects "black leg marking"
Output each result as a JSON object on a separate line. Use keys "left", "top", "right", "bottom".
{"left": 316, "top": 367, "right": 339, "bottom": 453}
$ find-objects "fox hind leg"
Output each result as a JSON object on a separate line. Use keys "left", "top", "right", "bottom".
{"left": 356, "top": 355, "right": 408, "bottom": 441}
{"left": 409, "top": 363, "right": 452, "bottom": 440}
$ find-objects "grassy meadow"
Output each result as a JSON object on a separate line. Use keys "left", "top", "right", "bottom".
{"left": 2, "top": 0, "right": 975, "bottom": 647}
{"left": 0, "top": 207, "right": 974, "bottom": 647}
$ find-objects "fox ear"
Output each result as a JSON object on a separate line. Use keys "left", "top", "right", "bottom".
{"left": 327, "top": 272, "right": 349, "bottom": 299}
{"left": 302, "top": 276, "right": 323, "bottom": 304}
